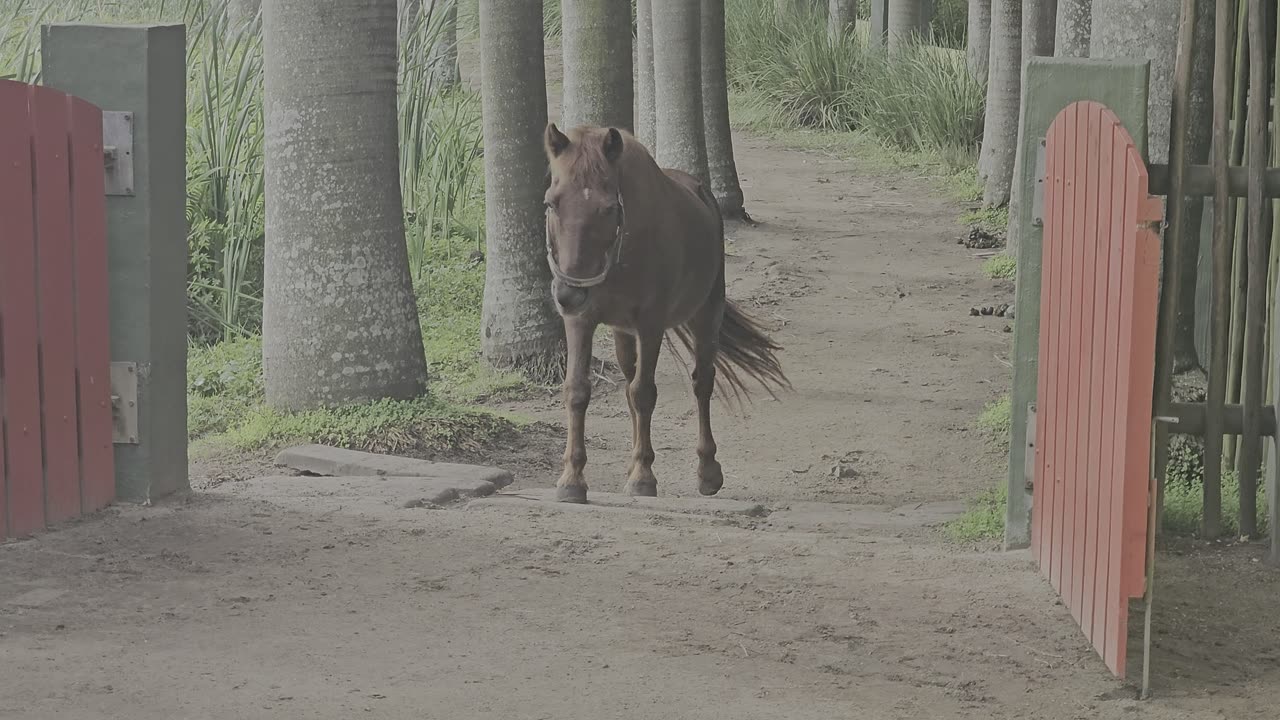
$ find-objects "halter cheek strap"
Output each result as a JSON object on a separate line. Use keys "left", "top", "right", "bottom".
{"left": 546, "top": 192, "right": 626, "bottom": 289}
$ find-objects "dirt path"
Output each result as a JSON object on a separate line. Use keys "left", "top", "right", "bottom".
{"left": 2, "top": 133, "right": 1277, "bottom": 720}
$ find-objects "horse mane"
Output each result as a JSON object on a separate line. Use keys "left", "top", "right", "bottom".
{"left": 551, "top": 125, "right": 653, "bottom": 187}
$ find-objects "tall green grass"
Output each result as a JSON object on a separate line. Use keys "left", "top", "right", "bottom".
{"left": 727, "top": 0, "right": 984, "bottom": 166}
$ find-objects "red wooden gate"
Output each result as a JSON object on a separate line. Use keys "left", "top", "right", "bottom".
{"left": 0, "top": 79, "right": 115, "bottom": 540}
{"left": 1031, "top": 101, "right": 1162, "bottom": 678}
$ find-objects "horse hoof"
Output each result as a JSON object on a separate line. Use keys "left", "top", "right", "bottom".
{"left": 698, "top": 462, "right": 724, "bottom": 496}
{"left": 556, "top": 485, "right": 588, "bottom": 504}
{"left": 625, "top": 480, "right": 658, "bottom": 497}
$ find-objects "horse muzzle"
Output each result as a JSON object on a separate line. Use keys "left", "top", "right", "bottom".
{"left": 553, "top": 279, "right": 590, "bottom": 314}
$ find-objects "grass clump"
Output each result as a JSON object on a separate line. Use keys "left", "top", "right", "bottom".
{"left": 1162, "top": 436, "right": 1271, "bottom": 537}
{"left": 982, "top": 254, "right": 1017, "bottom": 280}
{"left": 220, "top": 396, "right": 516, "bottom": 456}
{"left": 188, "top": 335, "right": 265, "bottom": 438}
{"left": 727, "top": 0, "right": 984, "bottom": 167}
{"left": 977, "top": 394, "right": 1012, "bottom": 448}
{"left": 961, "top": 206, "right": 1010, "bottom": 234}
{"left": 945, "top": 484, "right": 1006, "bottom": 543}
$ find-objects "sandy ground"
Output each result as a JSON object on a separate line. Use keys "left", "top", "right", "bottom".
{"left": 4, "top": 130, "right": 1278, "bottom": 719}
{"left": 4, "top": 36, "right": 1280, "bottom": 720}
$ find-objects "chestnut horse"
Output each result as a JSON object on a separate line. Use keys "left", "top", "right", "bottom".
{"left": 542, "top": 123, "right": 790, "bottom": 503}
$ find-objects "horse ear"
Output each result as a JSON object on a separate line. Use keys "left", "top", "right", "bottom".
{"left": 545, "top": 123, "right": 570, "bottom": 158}
{"left": 602, "top": 128, "right": 624, "bottom": 162}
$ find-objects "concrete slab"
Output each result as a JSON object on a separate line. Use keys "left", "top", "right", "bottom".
{"left": 477, "top": 488, "right": 771, "bottom": 517}
{"left": 274, "top": 444, "right": 513, "bottom": 489}
{"left": 219, "top": 475, "right": 497, "bottom": 510}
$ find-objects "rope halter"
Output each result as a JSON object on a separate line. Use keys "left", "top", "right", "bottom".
{"left": 546, "top": 191, "right": 625, "bottom": 289}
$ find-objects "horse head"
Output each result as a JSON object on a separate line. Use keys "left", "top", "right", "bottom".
{"left": 543, "top": 123, "right": 627, "bottom": 313}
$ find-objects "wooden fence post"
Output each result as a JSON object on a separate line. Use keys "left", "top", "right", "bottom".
{"left": 1005, "top": 57, "right": 1151, "bottom": 550}
{"left": 41, "top": 24, "right": 189, "bottom": 504}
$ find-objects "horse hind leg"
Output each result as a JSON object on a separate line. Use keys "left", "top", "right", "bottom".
{"left": 688, "top": 299, "right": 725, "bottom": 496}
{"left": 613, "top": 329, "right": 640, "bottom": 478}
{"left": 624, "top": 327, "right": 662, "bottom": 497}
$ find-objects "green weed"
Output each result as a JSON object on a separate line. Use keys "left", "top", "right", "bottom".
{"left": 945, "top": 484, "right": 1006, "bottom": 543}
{"left": 962, "top": 206, "right": 1010, "bottom": 234}
{"left": 977, "top": 394, "right": 1012, "bottom": 449}
{"left": 983, "top": 254, "right": 1017, "bottom": 280}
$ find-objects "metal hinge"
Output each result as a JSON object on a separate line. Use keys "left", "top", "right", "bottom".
{"left": 1024, "top": 403, "right": 1037, "bottom": 490}
{"left": 1030, "top": 138, "right": 1046, "bottom": 227}
{"left": 102, "top": 111, "right": 134, "bottom": 196}
{"left": 110, "top": 361, "right": 139, "bottom": 444}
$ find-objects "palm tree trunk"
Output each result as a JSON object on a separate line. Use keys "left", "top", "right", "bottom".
{"left": 1054, "top": 0, "right": 1090, "bottom": 57}
{"left": 1174, "top": 0, "right": 1217, "bottom": 372}
{"left": 635, "top": 0, "right": 657, "bottom": 149}
{"left": 1090, "top": 0, "right": 1180, "bottom": 164}
{"left": 966, "top": 0, "right": 992, "bottom": 81}
{"left": 888, "top": 0, "right": 922, "bottom": 56}
{"left": 828, "top": 0, "right": 857, "bottom": 41}
{"left": 978, "top": 0, "right": 1021, "bottom": 206}
{"left": 228, "top": 0, "right": 261, "bottom": 28}
{"left": 1024, "top": 0, "right": 1057, "bottom": 59}
{"left": 1006, "top": 0, "right": 1056, "bottom": 255}
{"left": 479, "top": 0, "right": 566, "bottom": 372}
{"left": 262, "top": 0, "right": 428, "bottom": 411}
{"left": 653, "top": 0, "right": 710, "bottom": 186}
{"left": 702, "top": 0, "right": 744, "bottom": 217}
{"left": 561, "top": 0, "right": 633, "bottom": 130}
{"left": 430, "top": 0, "right": 461, "bottom": 89}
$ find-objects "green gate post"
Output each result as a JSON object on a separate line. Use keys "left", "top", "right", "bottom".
{"left": 1005, "top": 57, "right": 1150, "bottom": 550}
{"left": 41, "top": 24, "right": 189, "bottom": 504}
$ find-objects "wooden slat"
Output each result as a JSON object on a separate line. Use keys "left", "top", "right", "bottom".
{"left": 1034, "top": 101, "right": 1161, "bottom": 679}
{"left": 0, "top": 80, "right": 47, "bottom": 538}
{"left": 1059, "top": 101, "right": 1083, "bottom": 598}
{"left": 30, "top": 85, "right": 83, "bottom": 526}
{"left": 68, "top": 95, "right": 114, "bottom": 514}
{"left": 1076, "top": 102, "right": 1105, "bottom": 636}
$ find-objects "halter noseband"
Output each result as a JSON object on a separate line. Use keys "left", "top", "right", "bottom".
{"left": 546, "top": 192, "right": 626, "bottom": 289}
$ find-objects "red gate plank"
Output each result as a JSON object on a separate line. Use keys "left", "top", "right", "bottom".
{"left": 1073, "top": 102, "right": 1104, "bottom": 631}
{"left": 68, "top": 95, "right": 115, "bottom": 514}
{"left": 1032, "top": 101, "right": 1161, "bottom": 678}
{"left": 30, "top": 84, "right": 84, "bottom": 525}
{"left": 0, "top": 79, "right": 47, "bottom": 538}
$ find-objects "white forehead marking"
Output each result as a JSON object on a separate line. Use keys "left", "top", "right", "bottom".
{"left": 583, "top": 188, "right": 591, "bottom": 200}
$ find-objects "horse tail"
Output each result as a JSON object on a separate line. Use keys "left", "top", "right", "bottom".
{"left": 666, "top": 176, "right": 790, "bottom": 406}
{"left": 668, "top": 298, "right": 791, "bottom": 408}
{"left": 714, "top": 300, "right": 791, "bottom": 403}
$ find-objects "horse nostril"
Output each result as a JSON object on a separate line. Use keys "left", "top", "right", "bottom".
{"left": 555, "top": 283, "right": 588, "bottom": 311}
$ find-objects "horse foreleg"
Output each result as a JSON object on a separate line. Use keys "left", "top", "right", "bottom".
{"left": 557, "top": 318, "right": 596, "bottom": 503}
{"left": 612, "top": 329, "right": 639, "bottom": 477}
{"left": 625, "top": 327, "right": 663, "bottom": 497}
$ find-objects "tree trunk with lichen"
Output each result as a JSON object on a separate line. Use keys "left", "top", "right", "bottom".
{"left": 561, "top": 0, "right": 633, "bottom": 130}
{"left": 888, "top": 0, "right": 922, "bottom": 56}
{"left": 828, "top": 0, "right": 857, "bottom": 40}
{"left": 1054, "top": 0, "right": 1091, "bottom": 57}
{"left": 966, "top": 0, "right": 991, "bottom": 81}
{"left": 978, "top": 0, "right": 1021, "bottom": 207}
{"left": 653, "top": 0, "right": 710, "bottom": 187}
{"left": 635, "top": 0, "right": 657, "bottom": 149}
{"left": 702, "top": 0, "right": 745, "bottom": 217}
{"left": 262, "top": 0, "right": 428, "bottom": 411}
{"left": 478, "top": 0, "right": 566, "bottom": 373}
